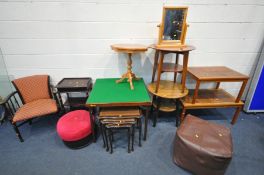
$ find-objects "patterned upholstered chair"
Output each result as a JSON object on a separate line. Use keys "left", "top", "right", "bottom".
{"left": 2, "top": 75, "right": 61, "bottom": 142}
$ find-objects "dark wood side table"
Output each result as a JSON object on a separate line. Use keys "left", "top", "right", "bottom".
{"left": 149, "top": 44, "right": 195, "bottom": 93}
{"left": 56, "top": 77, "right": 93, "bottom": 111}
{"left": 181, "top": 66, "right": 249, "bottom": 124}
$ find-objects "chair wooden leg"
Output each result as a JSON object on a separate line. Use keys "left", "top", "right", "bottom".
{"left": 12, "top": 123, "right": 24, "bottom": 142}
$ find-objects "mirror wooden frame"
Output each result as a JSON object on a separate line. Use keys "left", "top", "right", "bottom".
{"left": 157, "top": 6, "right": 188, "bottom": 47}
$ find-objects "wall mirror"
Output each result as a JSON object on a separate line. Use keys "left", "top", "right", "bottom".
{"left": 158, "top": 6, "right": 188, "bottom": 47}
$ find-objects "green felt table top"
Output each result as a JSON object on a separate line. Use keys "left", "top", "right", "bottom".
{"left": 86, "top": 78, "right": 151, "bottom": 106}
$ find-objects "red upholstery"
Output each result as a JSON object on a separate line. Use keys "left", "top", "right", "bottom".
{"left": 57, "top": 110, "right": 92, "bottom": 142}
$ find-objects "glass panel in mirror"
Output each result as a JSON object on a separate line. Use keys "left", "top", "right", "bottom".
{"left": 163, "top": 9, "right": 185, "bottom": 41}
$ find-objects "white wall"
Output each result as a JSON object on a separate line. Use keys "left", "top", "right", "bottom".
{"left": 0, "top": 49, "right": 13, "bottom": 99}
{"left": 0, "top": 0, "right": 264, "bottom": 96}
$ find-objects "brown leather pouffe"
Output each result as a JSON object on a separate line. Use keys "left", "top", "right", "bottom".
{"left": 173, "top": 114, "right": 233, "bottom": 175}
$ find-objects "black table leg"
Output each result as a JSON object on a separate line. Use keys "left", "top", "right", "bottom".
{"left": 153, "top": 97, "right": 161, "bottom": 127}
{"left": 99, "top": 122, "right": 106, "bottom": 148}
{"left": 109, "top": 129, "right": 113, "bottom": 154}
{"left": 103, "top": 125, "right": 109, "bottom": 152}
{"left": 88, "top": 107, "right": 96, "bottom": 142}
{"left": 175, "top": 99, "right": 180, "bottom": 127}
{"left": 143, "top": 106, "right": 150, "bottom": 141}
{"left": 131, "top": 125, "right": 135, "bottom": 152}
{"left": 128, "top": 128, "right": 131, "bottom": 153}
{"left": 139, "top": 118, "right": 142, "bottom": 147}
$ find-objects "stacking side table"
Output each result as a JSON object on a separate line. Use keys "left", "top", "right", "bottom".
{"left": 149, "top": 44, "right": 195, "bottom": 93}
{"left": 148, "top": 80, "right": 188, "bottom": 127}
{"left": 111, "top": 44, "right": 148, "bottom": 90}
{"left": 180, "top": 66, "right": 249, "bottom": 124}
{"left": 86, "top": 78, "right": 151, "bottom": 141}
{"left": 98, "top": 107, "right": 141, "bottom": 153}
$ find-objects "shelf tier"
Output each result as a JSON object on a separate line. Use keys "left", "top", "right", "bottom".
{"left": 64, "top": 97, "right": 88, "bottom": 107}
{"left": 153, "top": 98, "right": 177, "bottom": 112}
{"left": 181, "top": 89, "right": 244, "bottom": 108}
{"left": 148, "top": 80, "right": 188, "bottom": 99}
{"left": 162, "top": 63, "right": 183, "bottom": 73}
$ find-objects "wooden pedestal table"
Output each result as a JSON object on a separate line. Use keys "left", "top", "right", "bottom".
{"left": 111, "top": 44, "right": 148, "bottom": 90}
{"left": 149, "top": 44, "right": 195, "bottom": 93}
{"left": 148, "top": 80, "right": 188, "bottom": 127}
{"left": 180, "top": 66, "right": 249, "bottom": 124}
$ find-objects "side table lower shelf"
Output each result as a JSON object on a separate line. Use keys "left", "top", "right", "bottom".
{"left": 153, "top": 98, "right": 176, "bottom": 112}
{"left": 64, "top": 97, "right": 88, "bottom": 109}
{"left": 148, "top": 81, "right": 188, "bottom": 127}
{"left": 180, "top": 88, "right": 244, "bottom": 124}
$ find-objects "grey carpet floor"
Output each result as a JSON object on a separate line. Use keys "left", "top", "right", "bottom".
{"left": 0, "top": 108, "right": 264, "bottom": 175}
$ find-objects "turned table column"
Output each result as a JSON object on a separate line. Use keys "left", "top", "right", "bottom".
{"left": 111, "top": 44, "right": 148, "bottom": 90}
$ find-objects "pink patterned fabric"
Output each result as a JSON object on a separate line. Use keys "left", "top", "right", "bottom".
{"left": 13, "top": 99, "right": 58, "bottom": 123}
{"left": 57, "top": 110, "right": 92, "bottom": 141}
{"left": 13, "top": 75, "right": 51, "bottom": 104}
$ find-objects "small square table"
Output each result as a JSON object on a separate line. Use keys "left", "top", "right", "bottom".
{"left": 187, "top": 66, "right": 249, "bottom": 104}
{"left": 181, "top": 66, "right": 249, "bottom": 125}
{"left": 86, "top": 78, "right": 152, "bottom": 140}
{"left": 56, "top": 77, "right": 92, "bottom": 110}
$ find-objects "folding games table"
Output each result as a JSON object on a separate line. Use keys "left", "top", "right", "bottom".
{"left": 86, "top": 78, "right": 152, "bottom": 140}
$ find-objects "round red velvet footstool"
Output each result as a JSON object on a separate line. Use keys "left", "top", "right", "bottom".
{"left": 57, "top": 110, "right": 93, "bottom": 149}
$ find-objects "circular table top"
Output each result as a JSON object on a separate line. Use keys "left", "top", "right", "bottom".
{"left": 148, "top": 80, "right": 189, "bottom": 99}
{"left": 111, "top": 44, "right": 148, "bottom": 53}
{"left": 149, "top": 44, "right": 195, "bottom": 52}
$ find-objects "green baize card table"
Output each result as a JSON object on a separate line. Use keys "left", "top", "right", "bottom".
{"left": 86, "top": 78, "right": 152, "bottom": 140}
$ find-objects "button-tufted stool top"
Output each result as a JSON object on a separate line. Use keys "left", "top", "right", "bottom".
{"left": 57, "top": 110, "right": 92, "bottom": 141}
